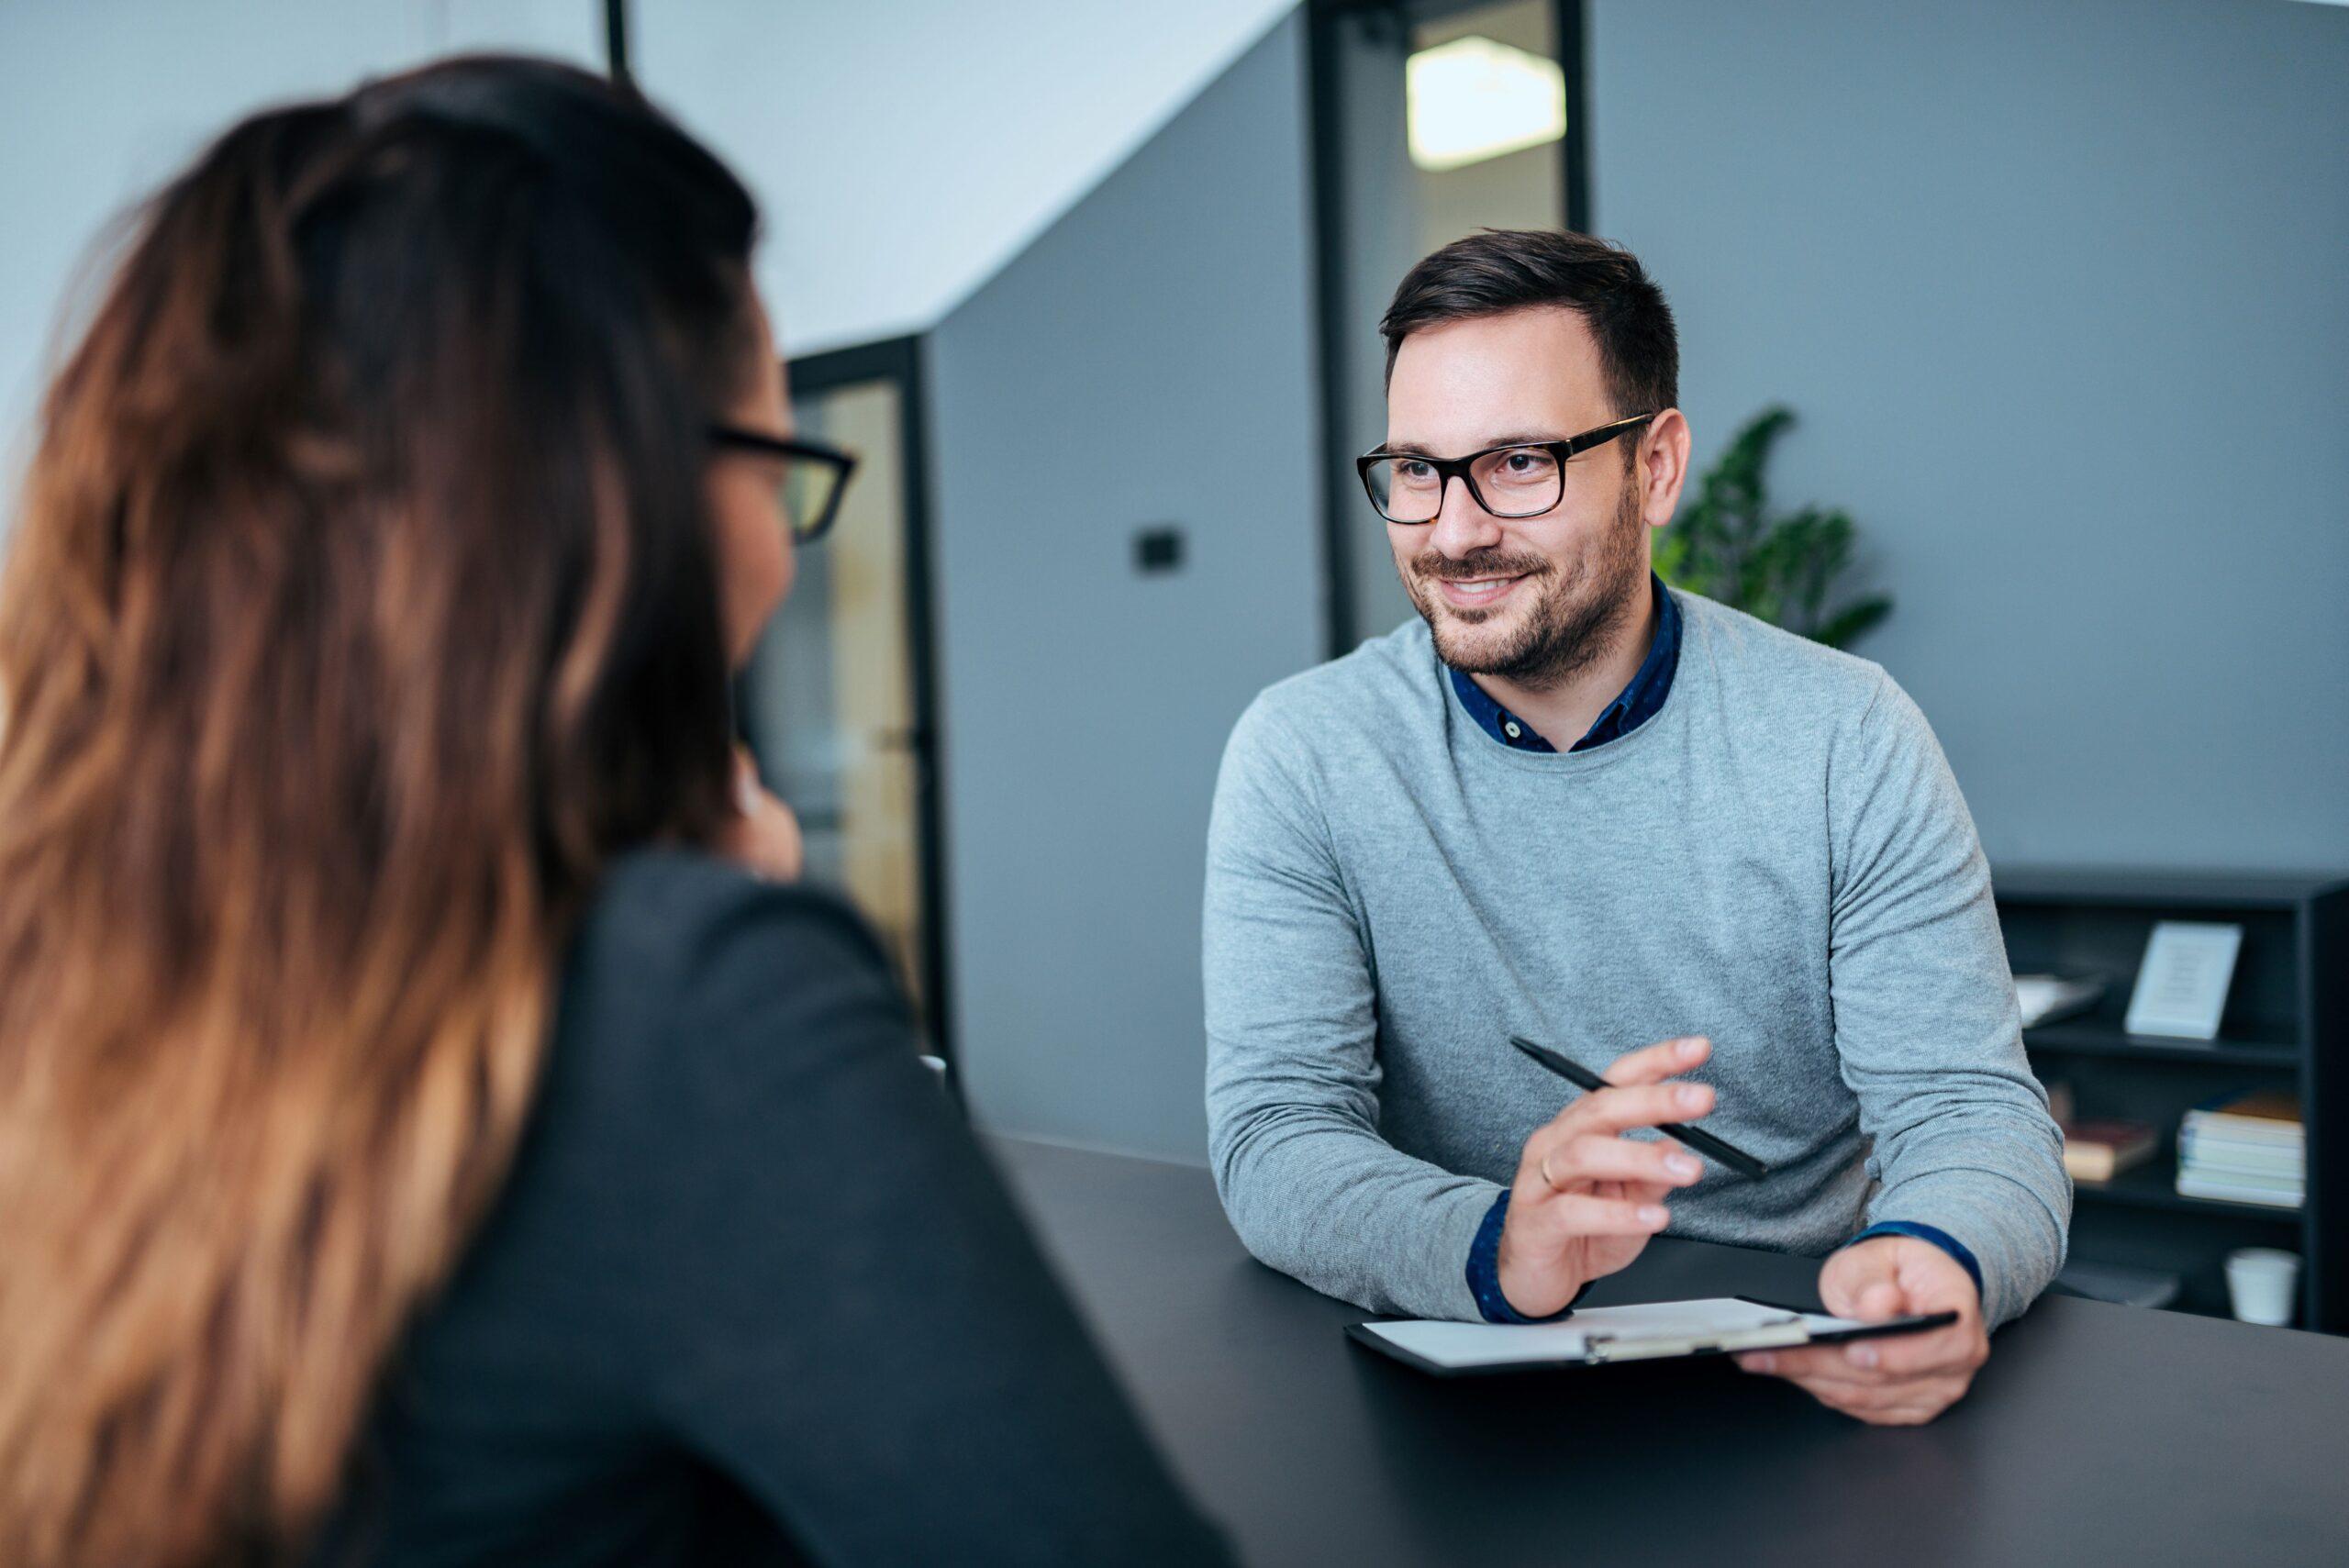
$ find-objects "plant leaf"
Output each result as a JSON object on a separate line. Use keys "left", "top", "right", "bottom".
{"left": 1668, "top": 404, "right": 1887, "bottom": 647}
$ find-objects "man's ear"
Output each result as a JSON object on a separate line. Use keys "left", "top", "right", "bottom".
{"left": 1637, "top": 408, "right": 1694, "bottom": 528}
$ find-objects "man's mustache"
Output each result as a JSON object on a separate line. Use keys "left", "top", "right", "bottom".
{"left": 1411, "top": 551, "right": 1551, "bottom": 584}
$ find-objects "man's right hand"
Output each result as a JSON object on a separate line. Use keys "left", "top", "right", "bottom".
{"left": 1494, "top": 1035, "right": 1716, "bottom": 1318}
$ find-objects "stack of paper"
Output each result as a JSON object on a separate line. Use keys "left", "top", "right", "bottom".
{"left": 2013, "top": 973, "right": 2106, "bottom": 1029}
{"left": 2176, "top": 1090, "right": 2303, "bottom": 1208}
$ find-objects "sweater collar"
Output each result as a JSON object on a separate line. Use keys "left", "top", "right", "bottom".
{"left": 1446, "top": 573, "right": 1682, "bottom": 754}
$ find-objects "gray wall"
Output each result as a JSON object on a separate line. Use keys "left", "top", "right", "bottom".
{"left": 927, "top": 14, "right": 1322, "bottom": 1162}
{"left": 1586, "top": 0, "right": 2349, "bottom": 871}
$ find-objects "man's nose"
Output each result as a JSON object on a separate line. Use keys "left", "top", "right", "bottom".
{"left": 1427, "top": 473, "right": 1502, "bottom": 557}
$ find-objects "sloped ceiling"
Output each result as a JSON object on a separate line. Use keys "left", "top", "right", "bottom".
{"left": 635, "top": 0, "right": 1299, "bottom": 356}
{"left": 0, "top": 0, "right": 1300, "bottom": 486}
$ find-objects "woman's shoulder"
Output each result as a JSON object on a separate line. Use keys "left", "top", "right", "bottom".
{"left": 550, "top": 847, "right": 908, "bottom": 1105}
{"left": 384, "top": 851, "right": 933, "bottom": 1500}
{"left": 573, "top": 846, "right": 887, "bottom": 987}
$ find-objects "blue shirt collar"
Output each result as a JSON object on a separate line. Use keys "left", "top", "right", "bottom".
{"left": 1447, "top": 573, "right": 1682, "bottom": 754}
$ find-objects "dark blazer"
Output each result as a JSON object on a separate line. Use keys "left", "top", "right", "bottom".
{"left": 319, "top": 849, "right": 1233, "bottom": 1566}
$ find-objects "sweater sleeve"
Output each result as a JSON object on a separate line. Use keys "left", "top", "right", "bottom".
{"left": 626, "top": 883, "right": 1235, "bottom": 1566}
{"left": 1826, "top": 673, "right": 2072, "bottom": 1328}
{"left": 1203, "top": 697, "right": 1497, "bottom": 1320}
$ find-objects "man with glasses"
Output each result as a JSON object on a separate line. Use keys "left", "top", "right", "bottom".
{"left": 1204, "top": 229, "right": 2068, "bottom": 1425}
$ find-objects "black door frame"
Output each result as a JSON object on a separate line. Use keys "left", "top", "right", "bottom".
{"left": 1304, "top": 0, "right": 1589, "bottom": 657}
{"left": 602, "top": 0, "right": 631, "bottom": 83}
{"left": 760, "top": 336, "right": 959, "bottom": 1077}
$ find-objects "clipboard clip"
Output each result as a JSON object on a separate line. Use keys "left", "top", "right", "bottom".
{"left": 1581, "top": 1315, "right": 1812, "bottom": 1364}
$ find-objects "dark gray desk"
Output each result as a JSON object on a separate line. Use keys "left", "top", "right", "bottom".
{"left": 988, "top": 1136, "right": 2349, "bottom": 1568}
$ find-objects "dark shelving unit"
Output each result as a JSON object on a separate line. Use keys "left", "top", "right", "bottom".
{"left": 2023, "top": 1022, "right": 2301, "bottom": 1067}
{"left": 1995, "top": 867, "right": 2348, "bottom": 1332}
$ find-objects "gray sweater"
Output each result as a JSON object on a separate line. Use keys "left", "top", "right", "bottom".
{"left": 1203, "top": 590, "right": 2069, "bottom": 1329}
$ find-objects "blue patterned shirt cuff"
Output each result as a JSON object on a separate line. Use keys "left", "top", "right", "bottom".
{"left": 1842, "top": 1220, "right": 1985, "bottom": 1304}
{"left": 1465, "top": 1189, "right": 1587, "bottom": 1323}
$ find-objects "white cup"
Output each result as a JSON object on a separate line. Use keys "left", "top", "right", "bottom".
{"left": 2224, "top": 1247, "right": 2300, "bottom": 1327}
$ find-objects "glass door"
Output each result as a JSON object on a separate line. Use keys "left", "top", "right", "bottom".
{"left": 739, "top": 339, "right": 950, "bottom": 1060}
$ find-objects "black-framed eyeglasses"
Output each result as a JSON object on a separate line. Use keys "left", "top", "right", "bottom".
{"left": 707, "top": 423, "right": 859, "bottom": 543}
{"left": 1356, "top": 412, "right": 1657, "bottom": 524}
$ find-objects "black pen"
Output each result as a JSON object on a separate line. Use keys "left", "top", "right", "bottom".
{"left": 1508, "top": 1034, "right": 1770, "bottom": 1180}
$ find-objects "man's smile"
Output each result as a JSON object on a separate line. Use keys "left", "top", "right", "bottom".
{"left": 1431, "top": 573, "right": 1527, "bottom": 609}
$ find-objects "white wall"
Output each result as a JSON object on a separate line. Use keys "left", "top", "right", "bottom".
{"left": 0, "top": 0, "right": 599, "bottom": 523}
{"left": 631, "top": 0, "right": 1295, "bottom": 358}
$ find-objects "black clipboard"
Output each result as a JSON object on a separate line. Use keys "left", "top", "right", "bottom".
{"left": 1346, "top": 1296, "right": 1959, "bottom": 1378}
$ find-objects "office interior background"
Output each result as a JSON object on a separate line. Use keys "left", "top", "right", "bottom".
{"left": 3, "top": 0, "right": 2344, "bottom": 1330}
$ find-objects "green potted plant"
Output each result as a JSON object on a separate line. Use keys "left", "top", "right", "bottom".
{"left": 1655, "top": 406, "right": 1891, "bottom": 650}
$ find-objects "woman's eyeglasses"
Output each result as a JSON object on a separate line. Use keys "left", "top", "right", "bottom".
{"left": 707, "top": 423, "right": 859, "bottom": 544}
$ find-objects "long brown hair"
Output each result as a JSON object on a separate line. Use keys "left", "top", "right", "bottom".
{"left": 0, "top": 58, "right": 758, "bottom": 1565}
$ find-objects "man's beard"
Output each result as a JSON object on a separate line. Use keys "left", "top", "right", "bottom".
{"left": 1405, "top": 478, "right": 1648, "bottom": 691}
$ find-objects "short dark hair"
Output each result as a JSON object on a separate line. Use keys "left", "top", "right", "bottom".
{"left": 1379, "top": 229, "right": 1679, "bottom": 421}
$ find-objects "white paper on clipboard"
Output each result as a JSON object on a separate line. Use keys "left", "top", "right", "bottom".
{"left": 1353, "top": 1296, "right": 1887, "bottom": 1372}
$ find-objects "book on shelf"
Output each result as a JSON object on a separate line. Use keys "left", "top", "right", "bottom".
{"left": 2061, "top": 1118, "right": 2158, "bottom": 1183}
{"left": 2176, "top": 1089, "right": 2303, "bottom": 1209}
{"left": 2182, "top": 1089, "right": 2303, "bottom": 1145}
{"left": 2176, "top": 1136, "right": 2302, "bottom": 1177}
{"left": 2175, "top": 1170, "right": 2304, "bottom": 1207}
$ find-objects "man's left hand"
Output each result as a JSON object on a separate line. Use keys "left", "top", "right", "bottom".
{"left": 1732, "top": 1236, "right": 1987, "bottom": 1425}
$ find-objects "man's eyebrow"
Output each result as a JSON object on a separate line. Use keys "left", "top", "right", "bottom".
{"left": 1374, "top": 430, "right": 1569, "bottom": 459}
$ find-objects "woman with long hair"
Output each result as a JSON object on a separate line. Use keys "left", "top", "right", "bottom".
{"left": 0, "top": 56, "right": 1232, "bottom": 1567}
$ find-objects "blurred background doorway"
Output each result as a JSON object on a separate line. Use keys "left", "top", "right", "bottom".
{"left": 740, "top": 339, "right": 953, "bottom": 1067}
